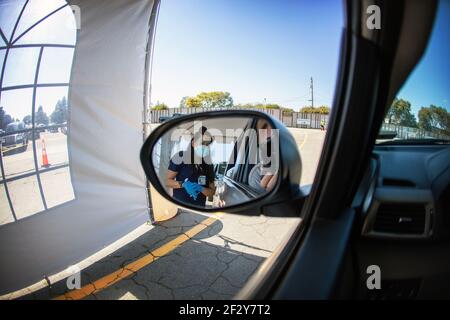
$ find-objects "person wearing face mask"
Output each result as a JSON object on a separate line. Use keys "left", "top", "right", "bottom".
{"left": 166, "top": 127, "right": 216, "bottom": 207}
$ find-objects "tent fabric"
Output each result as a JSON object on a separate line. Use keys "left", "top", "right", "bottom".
{"left": 0, "top": 0, "right": 155, "bottom": 295}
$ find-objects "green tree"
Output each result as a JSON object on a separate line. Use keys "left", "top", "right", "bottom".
{"left": 235, "top": 103, "right": 255, "bottom": 109}
{"left": 50, "top": 97, "right": 69, "bottom": 124}
{"left": 195, "top": 91, "right": 233, "bottom": 108}
{"left": 300, "top": 106, "right": 330, "bottom": 114}
{"left": 152, "top": 102, "right": 169, "bottom": 110}
{"left": 0, "top": 106, "right": 6, "bottom": 130}
{"left": 185, "top": 97, "right": 202, "bottom": 108}
{"left": 264, "top": 103, "right": 281, "bottom": 109}
{"left": 236, "top": 103, "right": 265, "bottom": 109}
{"left": 282, "top": 107, "right": 294, "bottom": 115}
{"left": 418, "top": 107, "right": 432, "bottom": 131}
{"left": 236, "top": 102, "right": 294, "bottom": 114}
{"left": 418, "top": 105, "right": 450, "bottom": 134}
{"left": 430, "top": 105, "right": 450, "bottom": 133}
{"left": 317, "top": 106, "right": 330, "bottom": 114}
{"left": 35, "top": 105, "right": 49, "bottom": 126}
{"left": 403, "top": 112, "right": 418, "bottom": 127}
{"left": 23, "top": 115, "right": 32, "bottom": 125}
{"left": 179, "top": 96, "right": 188, "bottom": 108}
{"left": 386, "top": 98, "right": 417, "bottom": 127}
{"left": 300, "top": 106, "right": 313, "bottom": 113}
{"left": 2, "top": 114, "right": 13, "bottom": 130}
{"left": 0, "top": 107, "right": 15, "bottom": 130}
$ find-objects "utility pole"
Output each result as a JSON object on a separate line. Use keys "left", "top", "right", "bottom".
{"left": 308, "top": 77, "right": 314, "bottom": 108}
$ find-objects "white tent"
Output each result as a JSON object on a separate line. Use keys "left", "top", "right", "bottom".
{"left": 0, "top": 0, "right": 163, "bottom": 295}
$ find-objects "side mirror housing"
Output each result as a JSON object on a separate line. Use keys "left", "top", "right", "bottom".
{"left": 140, "top": 110, "right": 302, "bottom": 217}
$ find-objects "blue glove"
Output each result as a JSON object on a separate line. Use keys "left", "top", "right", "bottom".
{"left": 191, "top": 183, "right": 204, "bottom": 200}
{"left": 182, "top": 180, "right": 204, "bottom": 200}
{"left": 186, "top": 182, "right": 204, "bottom": 200}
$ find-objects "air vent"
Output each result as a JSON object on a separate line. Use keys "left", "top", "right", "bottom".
{"left": 373, "top": 203, "right": 426, "bottom": 234}
{"left": 383, "top": 178, "right": 416, "bottom": 187}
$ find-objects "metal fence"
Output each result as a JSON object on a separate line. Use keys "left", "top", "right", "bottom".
{"left": 151, "top": 108, "right": 450, "bottom": 139}
{"left": 380, "top": 123, "right": 449, "bottom": 140}
{"left": 151, "top": 107, "right": 330, "bottom": 129}
{"left": 282, "top": 112, "right": 329, "bottom": 128}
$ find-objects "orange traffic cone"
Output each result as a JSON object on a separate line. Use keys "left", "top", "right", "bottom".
{"left": 41, "top": 138, "right": 50, "bottom": 168}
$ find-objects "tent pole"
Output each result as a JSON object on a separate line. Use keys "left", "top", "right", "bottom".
{"left": 143, "top": 0, "right": 161, "bottom": 223}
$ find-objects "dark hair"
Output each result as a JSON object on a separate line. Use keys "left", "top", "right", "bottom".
{"left": 262, "top": 138, "right": 272, "bottom": 168}
{"left": 182, "top": 128, "right": 214, "bottom": 179}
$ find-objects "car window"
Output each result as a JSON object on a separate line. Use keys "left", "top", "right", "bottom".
{"left": 377, "top": 0, "right": 450, "bottom": 143}
{"left": 146, "top": 0, "right": 343, "bottom": 300}
{"left": 0, "top": 0, "right": 345, "bottom": 302}
{"left": 0, "top": 1, "right": 76, "bottom": 226}
{"left": 222, "top": 119, "right": 250, "bottom": 181}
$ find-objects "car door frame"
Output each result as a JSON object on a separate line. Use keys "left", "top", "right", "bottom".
{"left": 237, "top": 0, "right": 438, "bottom": 299}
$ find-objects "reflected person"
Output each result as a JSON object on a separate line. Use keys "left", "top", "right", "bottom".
{"left": 249, "top": 118, "right": 278, "bottom": 193}
{"left": 166, "top": 128, "right": 216, "bottom": 207}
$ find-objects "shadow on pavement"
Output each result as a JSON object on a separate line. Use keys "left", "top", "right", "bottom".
{"left": 23, "top": 210, "right": 267, "bottom": 300}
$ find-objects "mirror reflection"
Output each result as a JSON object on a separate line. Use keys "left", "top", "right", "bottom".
{"left": 151, "top": 116, "right": 279, "bottom": 209}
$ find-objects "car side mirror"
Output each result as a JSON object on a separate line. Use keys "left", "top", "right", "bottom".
{"left": 140, "top": 110, "right": 303, "bottom": 216}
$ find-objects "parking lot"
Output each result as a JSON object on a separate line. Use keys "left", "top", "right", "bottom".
{"left": 2, "top": 132, "right": 68, "bottom": 179}
{"left": 0, "top": 132, "right": 74, "bottom": 225}
{"left": 12, "top": 127, "right": 325, "bottom": 300}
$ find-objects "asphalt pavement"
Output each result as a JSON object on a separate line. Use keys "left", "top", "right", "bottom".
{"left": 14, "top": 128, "right": 326, "bottom": 300}
{"left": 0, "top": 132, "right": 73, "bottom": 224}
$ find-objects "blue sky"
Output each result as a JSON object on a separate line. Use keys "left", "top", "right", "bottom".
{"left": 396, "top": 0, "right": 450, "bottom": 115}
{"left": 151, "top": 0, "right": 344, "bottom": 111}
{"left": 0, "top": 0, "right": 75, "bottom": 121}
{"left": 152, "top": 0, "right": 449, "bottom": 115}
{"left": 1, "top": 0, "right": 448, "bottom": 121}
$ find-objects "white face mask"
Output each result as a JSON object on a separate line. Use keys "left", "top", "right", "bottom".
{"left": 194, "top": 145, "right": 210, "bottom": 158}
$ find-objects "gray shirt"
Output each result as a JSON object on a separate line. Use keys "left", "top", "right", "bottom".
{"left": 248, "top": 163, "right": 266, "bottom": 193}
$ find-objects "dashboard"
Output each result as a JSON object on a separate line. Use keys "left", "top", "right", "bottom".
{"left": 354, "top": 144, "right": 450, "bottom": 299}
{"left": 360, "top": 145, "right": 450, "bottom": 240}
